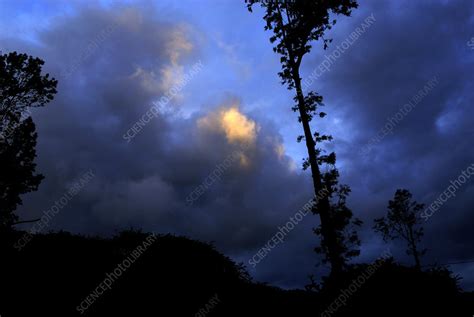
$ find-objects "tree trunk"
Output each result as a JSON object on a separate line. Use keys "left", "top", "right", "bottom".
{"left": 292, "top": 71, "right": 344, "bottom": 275}
{"left": 408, "top": 226, "right": 421, "bottom": 270}
{"left": 413, "top": 248, "right": 421, "bottom": 271}
{"left": 274, "top": 5, "right": 345, "bottom": 275}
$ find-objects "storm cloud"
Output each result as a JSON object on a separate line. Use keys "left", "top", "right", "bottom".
{"left": 1, "top": 0, "right": 473, "bottom": 289}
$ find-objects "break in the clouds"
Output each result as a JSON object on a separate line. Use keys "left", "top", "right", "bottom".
{"left": 1, "top": 0, "right": 473, "bottom": 290}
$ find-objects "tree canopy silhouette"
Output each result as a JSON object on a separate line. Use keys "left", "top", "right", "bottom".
{"left": 246, "top": 0, "right": 360, "bottom": 276}
{"left": 0, "top": 51, "right": 57, "bottom": 231}
{"left": 374, "top": 189, "right": 426, "bottom": 270}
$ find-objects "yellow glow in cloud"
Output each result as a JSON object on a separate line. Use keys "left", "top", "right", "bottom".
{"left": 198, "top": 106, "right": 257, "bottom": 145}
{"left": 197, "top": 105, "right": 258, "bottom": 167}
{"left": 220, "top": 107, "right": 257, "bottom": 144}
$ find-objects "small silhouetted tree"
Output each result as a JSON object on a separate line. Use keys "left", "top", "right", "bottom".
{"left": 246, "top": 0, "right": 360, "bottom": 275}
{"left": 0, "top": 51, "right": 57, "bottom": 231}
{"left": 374, "top": 189, "right": 426, "bottom": 270}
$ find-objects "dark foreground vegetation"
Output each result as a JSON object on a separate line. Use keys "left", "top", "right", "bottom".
{"left": 1, "top": 230, "right": 472, "bottom": 316}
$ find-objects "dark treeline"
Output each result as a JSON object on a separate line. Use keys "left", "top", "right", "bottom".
{"left": 0, "top": 230, "right": 472, "bottom": 316}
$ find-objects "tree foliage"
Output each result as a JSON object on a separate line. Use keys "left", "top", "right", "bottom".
{"left": 246, "top": 0, "right": 358, "bottom": 90}
{"left": 0, "top": 52, "right": 57, "bottom": 129}
{"left": 374, "top": 189, "right": 426, "bottom": 270}
{"left": 0, "top": 117, "right": 44, "bottom": 228}
{"left": 314, "top": 182, "right": 363, "bottom": 265}
{"left": 0, "top": 51, "right": 57, "bottom": 230}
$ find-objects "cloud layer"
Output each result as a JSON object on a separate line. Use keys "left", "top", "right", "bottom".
{"left": 1, "top": 0, "right": 473, "bottom": 290}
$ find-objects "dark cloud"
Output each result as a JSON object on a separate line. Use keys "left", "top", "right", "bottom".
{"left": 301, "top": 0, "right": 474, "bottom": 287}
{"left": 1, "top": 2, "right": 318, "bottom": 287}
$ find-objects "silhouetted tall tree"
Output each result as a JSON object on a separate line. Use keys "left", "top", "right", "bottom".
{"left": 0, "top": 51, "right": 57, "bottom": 231}
{"left": 374, "top": 189, "right": 426, "bottom": 270}
{"left": 246, "top": 0, "right": 360, "bottom": 275}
